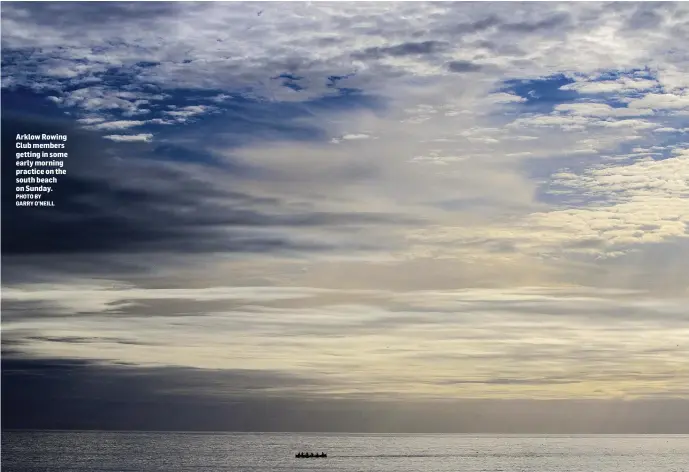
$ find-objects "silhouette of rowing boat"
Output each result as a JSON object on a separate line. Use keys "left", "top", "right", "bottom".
{"left": 295, "top": 452, "right": 327, "bottom": 458}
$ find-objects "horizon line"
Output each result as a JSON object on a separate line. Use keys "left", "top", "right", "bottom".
{"left": 4, "top": 429, "right": 689, "bottom": 436}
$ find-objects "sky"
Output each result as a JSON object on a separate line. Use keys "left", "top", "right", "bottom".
{"left": 2, "top": 1, "right": 689, "bottom": 433}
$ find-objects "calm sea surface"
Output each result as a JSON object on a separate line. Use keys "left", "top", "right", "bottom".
{"left": 2, "top": 432, "right": 688, "bottom": 472}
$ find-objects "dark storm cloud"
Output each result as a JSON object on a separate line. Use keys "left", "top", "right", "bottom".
{"left": 3, "top": 353, "right": 689, "bottom": 433}
{"left": 351, "top": 41, "right": 449, "bottom": 60}
{"left": 447, "top": 60, "right": 483, "bottom": 73}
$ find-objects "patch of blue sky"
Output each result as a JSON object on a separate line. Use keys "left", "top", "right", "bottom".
{"left": 151, "top": 102, "right": 329, "bottom": 149}
{"left": 521, "top": 150, "right": 622, "bottom": 209}
{"left": 159, "top": 87, "right": 380, "bottom": 135}
{"left": 135, "top": 86, "right": 385, "bottom": 173}
{"left": 326, "top": 73, "right": 357, "bottom": 88}
{"left": 497, "top": 69, "right": 664, "bottom": 118}
{"left": 310, "top": 88, "right": 382, "bottom": 112}
{"left": 0, "top": 49, "right": 34, "bottom": 71}
{"left": 526, "top": 141, "right": 684, "bottom": 209}
{"left": 523, "top": 149, "right": 597, "bottom": 177}
{"left": 618, "top": 137, "right": 683, "bottom": 160}
{"left": 497, "top": 74, "right": 578, "bottom": 113}
{"left": 271, "top": 72, "right": 305, "bottom": 91}
{"left": 1, "top": 87, "right": 69, "bottom": 121}
{"left": 6, "top": 72, "right": 383, "bottom": 146}
{"left": 31, "top": 80, "right": 382, "bottom": 172}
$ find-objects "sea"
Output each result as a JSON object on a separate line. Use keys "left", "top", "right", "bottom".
{"left": 2, "top": 431, "right": 688, "bottom": 472}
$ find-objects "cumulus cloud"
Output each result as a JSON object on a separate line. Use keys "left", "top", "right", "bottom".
{"left": 88, "top": 120, "right": 147, "bottom": 131}
{"left": 331, "top": 133, "right": 373, "bottom": 143}
{"left": 77, "top": 117, "right": 106, "bottom": 125}
{"left": 103, "top": 133, "right": 153, "bottom": 142}
{"left": 407, "top": 149, "right": 689, "bottom": 271}
{"left": 560, "top": 76, "right": 658, "bottom": 94}
{"left": 164, "top": 105, "right": 214, "bottom": 122}
{"left": 628, "top": 92, "right": 689, "bottom": 111}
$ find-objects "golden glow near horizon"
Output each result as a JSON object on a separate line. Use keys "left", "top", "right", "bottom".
{"left": 5, "top": 282, "right": 688, "bottom": 400}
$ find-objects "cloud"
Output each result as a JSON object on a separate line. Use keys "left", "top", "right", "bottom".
{"left": 341, "top": 133, "right": 371, "bottom": 140}
{"left": 4, "top": 354, "right": 689, "bottom": 432}
{"left": 3, "top": 116, "right": 311, "bottom": 258}
{"left": 352, "top": 41, "right": 449, "bottom": 60}
{"left": 406, "top": 149, "right": 689, "bottom": 275}
{"left": 331, "top": 133, "right": 373, "bottom": 143}
{"left": 77, "top": 117, "right": 106, "bottom": 124}
{"left": 3, "top": 278, "right": 688, "bottom": 402}
{"left": 164, "top": 105, "right": 215, "bottom": 122}
{"left": 654, "top": 127, "right": 689, "bottom": 133}
{"left": 3, "top": 112, "right": 421, "bottom": 267}
{"left": 560, "top": 77, "right": 658, "bottom": 94}
{"left": 628, "top": 92, "right": 689, "bottom": 111}
{"left": 501, "top": 12, "right": 572, "bottom": 33}
{"left": 485, "top": 92, "right": 527, "bottom": 104}
{"left": 89, "top": 120, "right": 147, "bottom": 131}
{"left": 103, "top": 133, "right": 153, "bottom": 142}
{"left": 447, "top": 60, "right": 483, "bottom": 73}
{"left": 554, "top": 103, "right": 654, "bottom": 118}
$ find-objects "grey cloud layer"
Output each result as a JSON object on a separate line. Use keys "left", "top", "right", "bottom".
{"left": 3, "top": 352, "right": 689, "bottom": 432}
